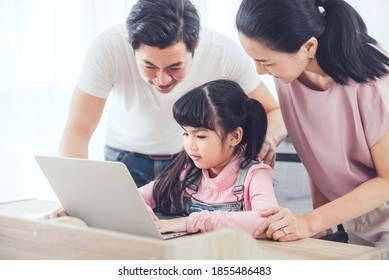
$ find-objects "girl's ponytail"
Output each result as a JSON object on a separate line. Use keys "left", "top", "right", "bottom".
{"left": 241, "top": 98, "right": 267, "bottom": 167}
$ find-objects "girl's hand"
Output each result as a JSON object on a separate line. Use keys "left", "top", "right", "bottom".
{"left": 254, "top": 206, "right": 310, "bottom": 241}
{"left": 155, "top": 217, "right": 188, "bottom": 233}
{"left": 145, "top": 205, "right": 159, "bottom": 222}
{"left": 43, "top": 207, "right": 68, "bottom": 220}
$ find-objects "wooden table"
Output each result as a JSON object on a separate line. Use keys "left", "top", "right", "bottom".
{"left": 0, "top": 199, "right": 386, "bottom": 260}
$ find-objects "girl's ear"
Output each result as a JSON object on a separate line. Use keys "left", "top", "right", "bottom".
{"left": 228, "top": 127, "right": 243, "bottom": 147}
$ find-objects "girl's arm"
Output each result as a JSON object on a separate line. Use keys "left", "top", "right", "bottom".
{"left": 184, "top": 166, "right": 277, "bottom": 235}
{"left": 138, "top": 182, "right": 159, "bottom": 221}
{"left": 138, "top": 181, "right": 156, "bottom": 209}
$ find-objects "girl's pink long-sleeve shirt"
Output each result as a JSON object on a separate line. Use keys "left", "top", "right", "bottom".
{"left": 139, "top": 155, "right": 278, "bottom": 236}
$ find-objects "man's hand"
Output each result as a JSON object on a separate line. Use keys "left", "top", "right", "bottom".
{"left": 43, "top": 207, "right": 68, "bottom": 220}
{"left": 257, "top": 135, "right": 277, "bottom": 167}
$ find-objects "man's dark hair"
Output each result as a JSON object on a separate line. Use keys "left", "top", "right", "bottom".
{"left": 126, "top": 0, "right": 201, "bottom": 53}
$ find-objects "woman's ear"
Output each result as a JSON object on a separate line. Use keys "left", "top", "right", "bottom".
{"left": 228, "top": 127, "right": 243, "bottom": 147}
{"left": 303, "top": 37, "right": 318, "bottom": 58}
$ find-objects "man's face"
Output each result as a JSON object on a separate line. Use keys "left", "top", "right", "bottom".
{"left": 134, "top": 41, "right": 195, "bottom": 94}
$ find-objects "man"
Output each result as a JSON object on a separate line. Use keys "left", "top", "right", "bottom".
{"left": 60, "top": 0, "right": 286, "bottom": 187}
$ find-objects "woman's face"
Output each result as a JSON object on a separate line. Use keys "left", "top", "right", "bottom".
{"left": 238, "top": 33, "right": 311, "bottom": 83}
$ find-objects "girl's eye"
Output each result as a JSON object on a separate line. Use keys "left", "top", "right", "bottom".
{"left": 182, "top": 132, "right": 188, "bottom": 136}
{"left": 197, "top": 135, "right": 206, "bottom": 139}
{"left": 170, "top": 67, "right": 181, "bottom": 71}
{"left": 145, "top": 65, "right": 156, "bottom": 69}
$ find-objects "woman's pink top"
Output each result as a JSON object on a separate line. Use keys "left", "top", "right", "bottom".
{"left": 139, "top": 155, "right": 278, "bottom": 235}
{"left": 275, "top": 74, "right": 389, "bottom": 201}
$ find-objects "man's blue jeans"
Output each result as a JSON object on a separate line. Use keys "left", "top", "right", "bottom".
{"left": 104, "top": 145, "right": 178, "bottom": 187}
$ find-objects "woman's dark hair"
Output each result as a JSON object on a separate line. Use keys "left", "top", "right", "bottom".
{"left": 236, "top": 0, "right": 389, "bottom": 85}
{"left": 126, "top": 0, "right": 200, "bottom": 53}
{"left": 152, "top": 79, "right": 268, "bottom": 215}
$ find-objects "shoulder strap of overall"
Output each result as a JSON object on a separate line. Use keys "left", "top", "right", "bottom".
{"left": 233, "top": 160, "right": 260, "bottom": 196}
{"left": 186, "top": 160, "right": 260, "bottom": 194}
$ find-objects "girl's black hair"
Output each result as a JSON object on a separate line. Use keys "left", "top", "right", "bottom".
{"left": 152, "top": 79, "right": 268, "bottom": 215}
{"left": 236, "top": 0, "right": 389, "bottom": 85}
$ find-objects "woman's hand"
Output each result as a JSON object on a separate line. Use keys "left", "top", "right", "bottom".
{"left": 312, "top": 228, "right": 333, "bottom": 239}
{"left": 155, "top": 217, "right": 188, "bottom": 233}
{"left": 257, "top": 136, "right": 277, "bottom": 168}
{"left": 254, "top": 206, "right": 310, "bottom": 241}
{"left": 43, "top": 207, "right": 68, "bottom": 220}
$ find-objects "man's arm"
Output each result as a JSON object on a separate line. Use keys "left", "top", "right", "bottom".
{"left": 248, "top": 82, "right": 287, "bottom": 167}
{"left": 59, "top": 87, "right": 106, "bottom": 158}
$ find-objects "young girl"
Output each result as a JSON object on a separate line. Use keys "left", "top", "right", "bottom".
{"left": 139, "top": 79, "right": 278, "bottom": 235}
{"left": 236, "top": 0, "right": 389, "bottom": 252}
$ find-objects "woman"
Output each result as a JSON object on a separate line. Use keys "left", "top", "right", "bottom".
{"left": 236, "top": 0, "right": 389, "bottom": 253}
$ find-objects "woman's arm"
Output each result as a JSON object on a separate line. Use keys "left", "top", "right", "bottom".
{"left": 304, "top": 128, "right": 389, "bottom": 236}
{"left": 255, "top": 129, "right": 389, "bottom": 241}
{"left": 309, "top": 176, "right": 329, "bottom": 209}
{"left": 308, "top": 176, "right": 333, "bottom": 238}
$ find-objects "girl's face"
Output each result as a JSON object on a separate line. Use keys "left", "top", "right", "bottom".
{"left": 238, "top": 33, "right": 311, "bottom": 83}
{"left": 182, "top": 126, "right": 238, "bottom": 178}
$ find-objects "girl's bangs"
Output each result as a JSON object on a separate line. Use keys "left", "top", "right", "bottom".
{"left": 173, "top": 93, "right": 216, "bottom": 131}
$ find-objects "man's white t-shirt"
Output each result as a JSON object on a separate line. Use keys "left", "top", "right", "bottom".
{"left": 77, "top": 24, "right": 262, "bottom": 155}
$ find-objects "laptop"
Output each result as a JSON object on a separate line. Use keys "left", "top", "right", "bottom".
{"left": 34, "top": 155, "right": 189, "bottom": 240}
